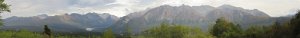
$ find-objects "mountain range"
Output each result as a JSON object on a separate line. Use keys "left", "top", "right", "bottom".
{"left": 1, "top": 5, "right": 292, "bottom": 34}
{"left": 111, "top": 5, "right": 291, "bottom": 34}
{"left": 2, "top": 13, "right": 119, "bottom": 33}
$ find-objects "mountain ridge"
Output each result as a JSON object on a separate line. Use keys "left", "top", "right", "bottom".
{"left": 110, "top": 5, "right": 279, "bottom": 34}
{"left": 2, "top": 13, "right": 119, "bottom": 33}
{"left": 1, "top": 5, "right": 291, "bottom": 34}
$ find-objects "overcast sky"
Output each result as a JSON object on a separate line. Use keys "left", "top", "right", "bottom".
{"left": 1, "top": 0, "right": 300, "bottom": 18}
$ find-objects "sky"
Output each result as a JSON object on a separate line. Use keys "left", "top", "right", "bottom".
{"left": 1, "top": 0, "right": 300, "bottom": 18}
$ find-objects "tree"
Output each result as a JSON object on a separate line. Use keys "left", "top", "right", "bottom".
{"left": 0, "top": 0, "right": 10, "bottom": 26}
{"left": 102, "top": 28, "right": 115, "bottom": 38}
{"left": 0, "top": 0, "right": 11, "bottom": 36}
{"left": 143, "top": 23, "right": 213, "bottom": 38}
{"left": 183, "top": 28, "right": 214, "bottom": 38}
{"left": 43, "top": 25, "right": 52, "bottom": 38}
{"left": 244, "top": 25, "right": 267, "bottom": 38}
{"left": 0, "top": 0, "right": 10, "bottom": 13}
{"left": 291, "top": 10, "right": 300, "bottom": 38}
{"left": 267, "top": 21, "right": 285, "bottom": 38}
{"left": 210, "top": 18, "right": 242, "bottom": 38}
{"left": 258, "top": 21, "right": 297, "bottom": 38}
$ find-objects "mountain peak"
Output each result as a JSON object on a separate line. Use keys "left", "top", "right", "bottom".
{"left": 218, "top": 4, "right": 243, "bottom": 10}
{"left": 219, "top": 4, "right": 234, "bottom": 7}
{"left": 158, "top": 5, "right": 173, "bottom": 8}
{"left": 193, "top": 5, "right": 214, "bottom": 8}
{"left": 86, "top": 13, "right": 100, "bottom": 16}
{"left": 3, "top": 13, "right": 120, "bottom": 33}
{"left": 86, "top": 13, "right": 98, "bottom": 15}
{"left": 37, "top": 14, "right": 48, "bottom": 17}
{"left": 100, "top": 13, "right": 111, "bottom": 15}
{"left": 111, "top": 5, "right": 273, "bottom": 33}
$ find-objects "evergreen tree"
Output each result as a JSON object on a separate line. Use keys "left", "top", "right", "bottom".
{"left": 43, "top": 25, "right": 52, "bottom": 38}
{"left": 244, "top": 25, "right": 267, "bottom": 38}
{"left": 268, "top": 21, "right": 282, "bottom": 38}
{"left": 291, "top": 10, "right": 300, "bottom": 37}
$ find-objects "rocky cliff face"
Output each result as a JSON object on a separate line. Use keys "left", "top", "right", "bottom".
{"left": 111, "top": 5, "right": 273, "bottom": 34}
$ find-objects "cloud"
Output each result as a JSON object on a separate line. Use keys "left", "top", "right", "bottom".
{"left": 1, "top": 0, "right": 300, "bottom": 18}
{"left": 222, "top": 0, "right": 300, "bottom": 17}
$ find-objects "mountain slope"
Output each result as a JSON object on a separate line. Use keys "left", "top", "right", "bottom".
{"left": 111, "top": 5, "right": 275, "bottom": 34}
{"left": 2, "top": 13, "right": 119, "bottom": 33}
{"left": 1, "top": 5, "right": 292, "bottom": 34}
